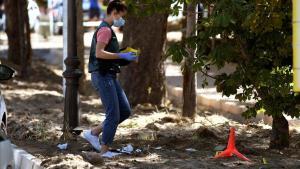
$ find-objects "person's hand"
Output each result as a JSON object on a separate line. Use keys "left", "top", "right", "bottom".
{"left": 117, "top": 52, "right": 137, "bottom": 61}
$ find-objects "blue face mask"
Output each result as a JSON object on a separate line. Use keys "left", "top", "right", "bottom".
{"left": 113, "top": 17, "right": 125, "bottom": 27}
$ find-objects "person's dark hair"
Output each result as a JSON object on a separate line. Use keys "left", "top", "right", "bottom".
{"left": 107, "top": 0, "right": 127, "bottom": 15}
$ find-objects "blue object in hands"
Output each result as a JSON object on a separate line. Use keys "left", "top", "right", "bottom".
{"left": 117, "top": 52, "right": 137, "bottom": 61}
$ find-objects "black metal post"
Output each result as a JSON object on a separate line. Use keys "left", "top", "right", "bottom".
{"left": 63, "top": 0, "right": 82, "bottom": 132}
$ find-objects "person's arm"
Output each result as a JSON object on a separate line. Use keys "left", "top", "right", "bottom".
{"left": 96, "top": 42, "right": 137, "bottom": 61}
{"left": 95, "top": 27, "right": 119, "bottom": 59}
{"left": 96, "top": 42, "right": 120, "bottom": 59}
{"left": 95, "top": 27, "right": 137, "bottom": 61}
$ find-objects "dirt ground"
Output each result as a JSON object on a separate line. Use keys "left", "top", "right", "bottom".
{"left": 1, "top": 58, "right": 300, "bottom": 169}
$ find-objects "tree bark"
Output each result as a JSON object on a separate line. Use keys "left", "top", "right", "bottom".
{"left": 119, "top": 13, "right": 168, "bottom": 106}
{"left": 5, "top": 0, "right": 32, "bottom": 77}
{"left": 76, "top": 0, "right": 86, "bottom": 94}
{"left": 182, "top": 2, "right": 197, "bottom": 118}
{"left": 270, "top": 115, "right": 289, "bottom": 149}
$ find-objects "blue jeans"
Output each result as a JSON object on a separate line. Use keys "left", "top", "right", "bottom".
{"left": 91, "top": 71, "right": 132, "bottom": 145}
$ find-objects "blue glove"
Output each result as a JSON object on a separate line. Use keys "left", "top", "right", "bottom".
{"left": 117, "top": 52, "right": 137, "bottom": 61}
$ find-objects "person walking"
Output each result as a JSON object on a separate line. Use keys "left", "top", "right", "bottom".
{"left": 83, "top": 0, "right": 137, "bottom": 156}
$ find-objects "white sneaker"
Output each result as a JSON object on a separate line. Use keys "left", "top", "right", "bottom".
{"left": 82, "top": 130, "right": 101, "bottom": 151}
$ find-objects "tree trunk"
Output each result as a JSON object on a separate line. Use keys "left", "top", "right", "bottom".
{"left": 76, "top": 0, "right": 86, "bottom": 94}
{"left": 119, "top": 13, "right": 168, "bottom": 106}
{"left": 182, "top": 2, "right": 197, "bottom": 118}
{"left": 270, "top": 115, "right": 289, "bottom": 149}
{"left": 5, "top": 0, "right": 32, "bottom": 77}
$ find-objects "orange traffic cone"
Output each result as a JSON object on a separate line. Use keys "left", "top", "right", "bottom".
{"left": 214, "top": 127, "right": 250, "bottom": 161}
